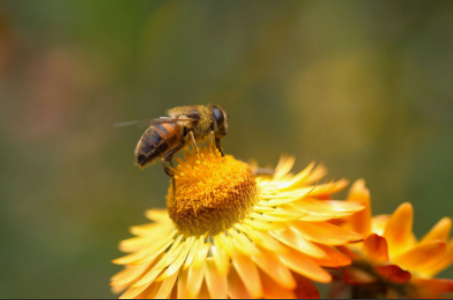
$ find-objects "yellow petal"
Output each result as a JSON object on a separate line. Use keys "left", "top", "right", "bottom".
{"left": 420, "top": 217, "right": 452, "bottom": 244}
{"left": 145, "top": 209, "right": 170, "bottom": 222}
{"left": 134, "top": 282, "right": 162, "bottom": 299}
{"left": 278, "top": 248, "right": 331, "bottom": 283}
{"left": 154, "top": 271, "right": 179, "bottom": 299}
{"left": 250, "top": 212, "right": 300, "bottom": 222}
{"left": 383, "top": 202, "right": 414, "bottom": 256}
{"left": 192, "top": 243, "right": 210, "bottom": 269}
{"left": 243, "top": 218, "right": 285, "bottom": 231}
{"left": 372, "top": 215, "right": 390, "bottom": 236}
{"left": 227, "top": 267, "right": 253, "bottom": 299}
{"left": 206, "top": 257, "right": 228, "bottom": 299}
{"left": 279, "top": 161, "right": 316, "bottom": 189}
{"left": 274, "top": 155, "right": 296, "bottom": 178}
{"left": 270, "top": 227, "right": 326, "bottom": 258}
{"left": 183, "top": 237, "right": 201, "bottom": 270}
{"left": 231, "top": 249, "right": 262, "bottom": 298}
{"left": 119, "top": 229, "right": 176, "bottom": 253}
{"left": 393, "top": 240, "right": 447, "bottom": 271}
{"left": 156, "top": 237, "right": 195, "bottom": 281}
{"left": 177, "top": 268, "right": 189, "bottom": 299}
{"left": 290, "top": 198, "right": 363, "bottom": 216}
{"left": 291, "top": 220, "right": 363, "bottom": 246}
{"left": 119, "top": 282, "right": 153, "bottom": 299}
{"left": 229, "top": 229, "right": 260, "bottom": 256}
{"left": 211, "top": 244, "right": 230, "bottom": 277}
{"left": 303, "top": 164, "right": 328, "bottom": 185}
{"left": 252, "top": 248, "right": 296, "bottom": 289}
{"left": 236, "top": 224, "right": 287, "bottom": 253}
{"left": 344, "top": 179, "right": 372, "bottom": 236}
{"left": 187, "top": 260, "right": 207, "bottom": 299}
{"left": 113, "top": 237, "right": 173, "bottom": 265}
{"left": 110, "top": 264, "right": 150, "bottom": 288}
{"left": 133, "top": 241, "right": 184, "bottom": 287}
{"left": 129, "top": 223, "right": 161, "bottom": 236}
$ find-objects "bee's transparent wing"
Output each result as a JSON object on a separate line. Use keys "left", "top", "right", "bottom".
{"left": 114, "top": 117, "right": 195, "bottom": 128}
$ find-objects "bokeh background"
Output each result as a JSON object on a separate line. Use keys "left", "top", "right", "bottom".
{"left": 1, "top": 0, "right": 453, "bottom": 298}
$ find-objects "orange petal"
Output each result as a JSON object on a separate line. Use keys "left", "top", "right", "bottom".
{"left": 344, "top": 179, "right": 372, "bottom": 236}
{"left": 271, "top": 227, "right": 326, "bottom": 258}
{"left": 290, "top": 198, "right": 363, "bottom": 216}
{"left": 342, "top": 266, "right": 377, "bottom": 285}
{"left": 363, "top": 234, "right": 389, "bottom": 263}
{"left": 231, "top": 250, "right": 262, "bottom": 298}
{"left": 177, "top": 268, "right": 189, "bottom": 299}
{"left": 424, "top": 240, "right": 453, "bottom": 276}
{"left": 412, "top": 278, "right": 453, "bottom": 295}
{"left": 383, "top": 202, "right": 414, "bottom": 256}
{"left": 291, "top": 220, "right": 363, "bottom": 246}
{"left": 195, "top": 281, "right": 211, "bottom": 299}
{"left": 186, "top": 260, "right": 207, "bottom": 299}
{"left": 310, "top": 244, "right": 352, "bottom": 268}
{"left": 375, "top": 265, "right": 411, "bottom": 284}
{"left": 252, "top": 248, "right": 296, "bottom": 289}
{"left": 278, "top": 248, "right": 332, "bottom": 283}
{"left": 392, "top": 240, "right": 446, "bottom": 271}
{"left": 420, "top": 217, "right": 452, "bottom": 244}
{"left": 206, "top": 258, "right": 228, "bottom": 299}
{"left": 227, "top": 267, "right": 253, "bottom": 299}
{"left": 293, "top": 274, "right": 321, "bottom": 299}
{"left": 259, "top": 269, "right": 296, "bottom": 299}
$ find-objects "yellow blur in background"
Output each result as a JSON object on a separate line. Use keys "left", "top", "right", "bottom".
{"left": 0, "top": 0, "right": 452, "bottom": 298}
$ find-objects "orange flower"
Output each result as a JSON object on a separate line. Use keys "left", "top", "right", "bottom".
{"left": 337, "top": 180, "right": 453, "bottom": 298}
{"left": 111, "top": 147, "right": 364, "bottom": 299}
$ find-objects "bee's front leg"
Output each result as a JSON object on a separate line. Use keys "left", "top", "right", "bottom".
{"left": 215, "top": 137, "right": 225, "bottom": 157}
{"left": 188, "top": 131, "right": 202, "bottom": 162}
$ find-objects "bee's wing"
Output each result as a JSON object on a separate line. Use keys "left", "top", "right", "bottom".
{"left": 114, "top": 117, "right": 195, "bottom": 128}
{"left": 167, "top": 105, "right": 205, "bottom": 119}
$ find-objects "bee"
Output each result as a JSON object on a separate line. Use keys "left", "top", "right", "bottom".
{"left": 132, "top": 104, "right": 229, "bottom": 177}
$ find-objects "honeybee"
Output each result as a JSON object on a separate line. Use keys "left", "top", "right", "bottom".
{"left": 133, "top": 105, "right": 229, "bottom": 177}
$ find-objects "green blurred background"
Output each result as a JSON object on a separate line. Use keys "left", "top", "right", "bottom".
{"left": 1, "top": 0, "right": 452, "bottom": 298}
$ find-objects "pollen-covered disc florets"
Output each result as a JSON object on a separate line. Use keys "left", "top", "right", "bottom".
{"left": 167, "top": 148, "right": 257, "bottom": 236}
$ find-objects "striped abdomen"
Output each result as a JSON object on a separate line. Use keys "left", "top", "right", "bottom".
{"left": 135, "top": 123, "right": 181, "bottom": 168}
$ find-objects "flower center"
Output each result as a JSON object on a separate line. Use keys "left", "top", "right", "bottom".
{"left": 167, "top": 147, "right": 257, "bottom": 236}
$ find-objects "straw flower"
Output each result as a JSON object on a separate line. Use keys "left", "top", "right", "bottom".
{"left": 334, "top": 180, "right": 453, "bottom": 298}
{"left": 111, "top": 147, "right": 364, "bottom": 299}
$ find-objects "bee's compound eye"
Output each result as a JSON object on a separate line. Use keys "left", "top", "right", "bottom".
{"left": 213, "top": 107, "right": 224, "bottom": 126}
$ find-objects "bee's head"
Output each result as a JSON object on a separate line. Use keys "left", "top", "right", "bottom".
{"left": 212, "top": 105, "right": 229, "bottom": 137}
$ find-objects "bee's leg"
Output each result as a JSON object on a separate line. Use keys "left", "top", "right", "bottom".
{"left": 215, "top": 137, "right": 225, "bottom": 157}
{"left": 253, "top": 168, "right": 275, "bottom": 177}
{"left": 162, "top": 143, "right": 184, "bottom": 205}
{"left": 208, "top": 131, "right": 216, "bottom": 151}
{"left": 188, "top": 131, "right": 202, "bottom": 162}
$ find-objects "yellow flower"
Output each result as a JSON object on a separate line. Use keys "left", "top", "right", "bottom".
{"left": 111, "top": 147, "right": 364, "bottom": 299}
{"left": 337, "top": 180, "right": 453, "bottom": 298}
